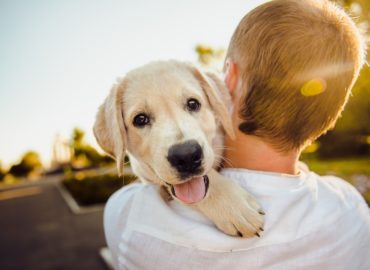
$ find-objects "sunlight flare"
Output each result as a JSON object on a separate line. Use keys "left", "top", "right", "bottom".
{"left": 300, "top": 79, "right": 326, "bottom": 97}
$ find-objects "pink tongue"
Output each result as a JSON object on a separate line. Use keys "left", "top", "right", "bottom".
{"left": 173, "top": 176, "right": 205, "bottom": 204}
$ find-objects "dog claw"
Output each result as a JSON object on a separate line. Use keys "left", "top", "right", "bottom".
{"left": 256, "top": 232, "right": 261, "bottom": 237}
{"left": 237, "top": 231, "right": 243, "bottom": 237}
{"left": 258, "top": 209, "right": 265, "bottom": 215}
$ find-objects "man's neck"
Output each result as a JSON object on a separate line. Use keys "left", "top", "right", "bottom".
{"left": 223, "top": 133, "right": 300, "bottom": 175}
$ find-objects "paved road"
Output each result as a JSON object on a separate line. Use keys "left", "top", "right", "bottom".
{"left": 0, "top": 180, "right": 109, "bottom": 270}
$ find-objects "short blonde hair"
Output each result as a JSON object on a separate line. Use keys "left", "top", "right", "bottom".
{"left": 227, "top": 0, "right": 365, "bottom": 150}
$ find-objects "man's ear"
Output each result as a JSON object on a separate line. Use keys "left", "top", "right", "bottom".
{"left": 187, "top": 64, "right": 235, "bottom": 139}
{"left": 224, "top": 58, "right": 238, "bottom": 96}
{"left": 93, "top": 79, "right": 127, "bottom": 176}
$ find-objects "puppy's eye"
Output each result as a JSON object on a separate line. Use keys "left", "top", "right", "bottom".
{"left": 186, "top": 98, "right": 201, "bottom": 112}
{"left": 133, "top": 113, "right": 150, "bottom": 127}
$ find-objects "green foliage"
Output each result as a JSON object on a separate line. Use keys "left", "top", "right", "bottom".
{"left": 334, "top": 0, "right": 370, "bottom": 19}
{"left": 72, "top": 127, "right": 85, "bottom": 145}
{"left": 332, "top": 0, "right": 369, "bottom": 61}
{"left": 0, "top": 162, "right": 5, "bottom": 181}
{"left": 318, "top": 65, "right": 370, "bottom": 157}
{"left": 302, "top": 156, "right": 370, "bottom": 180}
{"left": 335, "top": 66, "right": 370, "bottom": 134}
{"left": 70, "top": 127, "right": 113, "bottom": 167}
{"left": 63, "top": 173, "right": 137, "bottom": 205}
{"left": 311, "top": 1, "right": 370, "bottom": 157}
{"left": 318, "top": 132, "right": 369, "bottom": 158}
{"left": 8, "top": 151, "right": 42, "bottom": 177}
{"left": 195, "top": 44, "right": 225, "bottom": 67}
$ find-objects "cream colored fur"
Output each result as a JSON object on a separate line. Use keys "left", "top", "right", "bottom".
{"left": 94, "top": 60, "right": 264, "bottom": 237}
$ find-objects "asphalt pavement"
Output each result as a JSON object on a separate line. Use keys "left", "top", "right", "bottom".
{"left": 0, "top": 180, "right": 108, "bottom": 270}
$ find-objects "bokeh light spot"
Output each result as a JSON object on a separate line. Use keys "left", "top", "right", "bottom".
{"left": 300, "top": 79, "right": 326, "bottom": 97}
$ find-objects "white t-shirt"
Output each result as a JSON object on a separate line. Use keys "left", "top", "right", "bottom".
{"left": 104, "top": 168, "right": 370, "bottom": 270}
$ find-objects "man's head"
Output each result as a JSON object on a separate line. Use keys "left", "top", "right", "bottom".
{"left": 225, "top": 0, "right": 366, "bottom": 152}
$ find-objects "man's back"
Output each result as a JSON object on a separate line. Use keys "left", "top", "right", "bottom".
{"left": 104, "top": 168, "right": 370, "bottom": 270}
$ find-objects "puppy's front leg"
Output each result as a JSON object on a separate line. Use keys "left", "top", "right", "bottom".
{"left": 194, "top": 169, "right": 265, "bottom": 238}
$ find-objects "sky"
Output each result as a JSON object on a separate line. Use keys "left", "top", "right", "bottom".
{"left": 0, "top": 0, "right": 264, "bottom": 168}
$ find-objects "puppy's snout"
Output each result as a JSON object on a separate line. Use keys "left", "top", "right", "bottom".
{"left": 167, "top": 140, "right": 203, "bottom": 176}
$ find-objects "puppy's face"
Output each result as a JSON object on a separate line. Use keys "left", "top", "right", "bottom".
{"left": 124, "top": 63, "right": 218, "bottom": 185}
{"left": 94, "top": 61, "right": 234, "bottom": 203}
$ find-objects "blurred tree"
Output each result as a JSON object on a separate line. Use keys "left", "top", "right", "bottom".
{"left": 318, "top": 0, "right": 370, "bottom": 158}
{"left": 318, "top": 67, "right": 370, "bottom": 157}
{"left": 0, "top": 161, "right": 5, "bottom": 181}
{"left": 70, "top": 127, "right": 113, "bottom": 168}
{"left": 72, "top": 127, "right": 85, "bottom": 146}
{"left": 195, "top": 44, "right": 225, "bottom": 69}
{"left": 331, "top": 0, "right": 369, "bottom": 62}
{"left": 333, "top": 0, "right": 369, "bottom": 40}
{"left": 8, "top": 151, "right": 42, "bottom": 177}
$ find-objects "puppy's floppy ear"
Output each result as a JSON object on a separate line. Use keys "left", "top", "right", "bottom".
{"left": 188, "top": 65, "right": 235, "bottom": 139}
{"left": 93, "top": 79, "right": 127, "bottom": 176}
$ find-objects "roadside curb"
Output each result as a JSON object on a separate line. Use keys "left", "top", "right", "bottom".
{"left": 56, "top": 182, "right": 105, "bottom": 215}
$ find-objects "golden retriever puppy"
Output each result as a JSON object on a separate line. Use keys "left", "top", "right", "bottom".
{"left": 94, "top": 60, "right": 264, "bottom": 237}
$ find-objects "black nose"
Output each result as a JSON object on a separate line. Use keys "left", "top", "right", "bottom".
{"left": 167, "top": 140, "right": 203, "bottom": 176}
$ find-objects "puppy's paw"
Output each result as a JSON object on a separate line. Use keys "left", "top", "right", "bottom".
{"left": 212, "top": 187, "right": 265, "bottom": 238}
{"left": 195, "top": 169, "right": 265, "bottom": 238}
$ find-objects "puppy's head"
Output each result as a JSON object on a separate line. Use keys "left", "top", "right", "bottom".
{"left": 94, "top": 61, "right": 234, "bottom": 203}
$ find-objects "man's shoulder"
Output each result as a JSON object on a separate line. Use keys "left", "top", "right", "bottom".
{"left": 103, "top": 182, "right": 157, "bottom": 261}
{"left": 104, "top": 182, "right": 153, "bottom": 230}
{"left": 305, "top": 172, "right": 369, "bottom": 236}
{"left": 107, "top": 182, "right": 150, "bottom": 205}
{"left": 314, "top": 173, "right": 367, "bottom": 208}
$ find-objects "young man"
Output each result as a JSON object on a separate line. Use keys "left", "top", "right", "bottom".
{"left": 104, "top": 0, "right": 370, "bottom": 269}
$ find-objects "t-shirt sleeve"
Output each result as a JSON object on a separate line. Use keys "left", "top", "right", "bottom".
{"left": 323, "top": 175, "right": 369, "bottom": 208}
{"left": 103, "top": 183, "right": 143, "bottom": 269}
{"left": 317, "top": 175, "right": 370, "bottom": 268}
